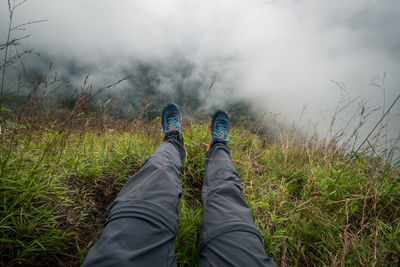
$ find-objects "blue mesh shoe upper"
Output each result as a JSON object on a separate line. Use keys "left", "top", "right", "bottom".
{"left": 161, "top": 103, "right": 182, "bottom": 134}
{"left": 208, "top": 110, "right": 230, "bottom": 150}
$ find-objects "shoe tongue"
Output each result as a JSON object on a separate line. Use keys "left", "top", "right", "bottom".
{"left": 167, "top": 117, "right": 177, "bottom": 123}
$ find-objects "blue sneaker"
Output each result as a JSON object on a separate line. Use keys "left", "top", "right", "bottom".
{"left": 207, "top": 109, "right": 230, "bottom": 151}
{"left": 161, "top": 103, "right": 182, "bottom": 134}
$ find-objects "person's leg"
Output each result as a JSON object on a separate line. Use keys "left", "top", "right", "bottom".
{"left": 199, "top": 110, "right": 275, "bottom": 267}
{"left": 82, "top": 104, "right": 185, "bottom": 267}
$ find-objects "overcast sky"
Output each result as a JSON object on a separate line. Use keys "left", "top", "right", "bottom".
{"left": 1, "top": 0, "right": 399, "bottom": 142}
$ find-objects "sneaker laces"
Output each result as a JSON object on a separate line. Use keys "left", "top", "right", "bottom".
{"left": 213, "top": 122, "right": 230, "bottom": 143}
{"left": 167, "top": 116, "right": 179, "bottom": 131}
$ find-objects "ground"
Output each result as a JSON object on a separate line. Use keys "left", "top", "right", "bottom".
{"left": 1, "top": 117, "right": 399, "bottom": 266}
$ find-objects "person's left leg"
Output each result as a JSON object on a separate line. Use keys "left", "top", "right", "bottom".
{"left": 199, "top": 142, "right": 274, "bottom": 267}
{"left": 199, "top": 110, "right": 275, "bottom": 267}
{"left": 82, "top": 103, "right": 185, "bottom": 267}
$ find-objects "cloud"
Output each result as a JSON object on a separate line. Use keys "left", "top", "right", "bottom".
{"left": 1, "top": 0, "right": 399, "bottom": 139}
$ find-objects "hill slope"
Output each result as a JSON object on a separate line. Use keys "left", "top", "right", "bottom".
{"left": 1, "top": 117, "right": 399, "bottom": 266}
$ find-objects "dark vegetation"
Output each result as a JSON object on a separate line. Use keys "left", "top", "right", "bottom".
{"left": 1, "top": 86, "right": 399, "bottom": 266}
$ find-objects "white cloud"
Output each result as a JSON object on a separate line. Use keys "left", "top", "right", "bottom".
{"left": 1, "top": 0, "right": 399, "bottom": 139}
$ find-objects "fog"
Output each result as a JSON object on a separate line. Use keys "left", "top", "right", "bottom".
{"left": 1, "top": 0, "right": 399, "bottom": 142}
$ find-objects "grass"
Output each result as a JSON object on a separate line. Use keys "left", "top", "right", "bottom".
{"left": 0, "top": 113, "right": 399, "bottom": 266}
{"left": 1, "top": 2, "right": 399, "bottom": 265}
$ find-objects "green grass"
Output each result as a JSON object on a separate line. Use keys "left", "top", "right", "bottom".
{"left": 1, "top": 119, "right": 399, "bottom": 266}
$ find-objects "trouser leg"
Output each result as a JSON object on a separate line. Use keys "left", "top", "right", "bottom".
{"left": 82, "top": 131, "right": 185, "bottom": 267}
{"left": 199, "top": 142, "right": 275, "bottom": 267}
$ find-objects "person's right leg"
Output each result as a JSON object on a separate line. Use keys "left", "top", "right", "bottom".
{"left": 82, "top": 103, "right": 185, "bottom": 267}
{"left": 199, "top": 110, "right": 275, "bottom": 267}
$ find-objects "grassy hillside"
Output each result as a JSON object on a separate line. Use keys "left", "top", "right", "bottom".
{"left": 1, "top": 112, "right": 399, "bottom": 266}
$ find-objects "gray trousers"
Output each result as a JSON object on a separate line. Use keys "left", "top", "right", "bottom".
{"left": 82, "top": 132, "right": 275, "bottom": 266}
